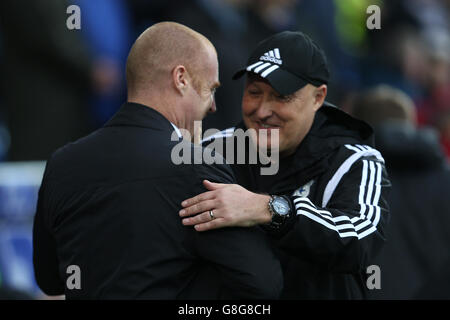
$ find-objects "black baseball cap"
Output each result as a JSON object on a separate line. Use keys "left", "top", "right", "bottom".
{"left": 233, "top": 31, "right": 330, "bottom": 95}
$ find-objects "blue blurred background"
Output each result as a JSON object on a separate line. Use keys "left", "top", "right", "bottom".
{"left": 0, "top": 0, "right": 449, "bottom": 299}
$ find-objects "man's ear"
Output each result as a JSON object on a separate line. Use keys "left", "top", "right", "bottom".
{"left": 172, "top": 65, "right": 189, "bottom": 94}
{"left": 313, "top": 84, "right": 327, "bottom": 111}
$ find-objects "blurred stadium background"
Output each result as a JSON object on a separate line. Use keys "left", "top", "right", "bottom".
{"left": 0, "top": 0, "right": 449, "bottom": 299}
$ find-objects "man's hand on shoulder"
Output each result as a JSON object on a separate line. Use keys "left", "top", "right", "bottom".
{"left": 179, "top": 180, "right": 272, "bottom": 231}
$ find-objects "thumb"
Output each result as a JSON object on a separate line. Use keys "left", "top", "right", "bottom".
{"left": 203, "top": 180, "right": 227, "bottom": 190}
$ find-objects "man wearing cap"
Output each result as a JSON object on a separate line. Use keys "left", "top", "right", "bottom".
{"left": 179, "top": 31, "right": 391, "bottom": 299}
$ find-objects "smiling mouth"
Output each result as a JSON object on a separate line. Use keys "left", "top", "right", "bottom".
{"left": 256, "top": 122, "right": 280, "bottom": 130}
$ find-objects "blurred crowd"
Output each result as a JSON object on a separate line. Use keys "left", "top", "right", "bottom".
{"left": 0, "top": 0, "right": 449, "bottom": 162}
{"left": 0, "top": 0, "right": 449, "bottom": 299}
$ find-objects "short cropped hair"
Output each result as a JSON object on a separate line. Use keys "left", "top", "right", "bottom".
{"left": 126, "top": 22, "right": 213, "bottom": 96}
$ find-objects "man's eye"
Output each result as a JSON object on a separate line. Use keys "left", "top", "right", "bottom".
{"left": 275, "top": 94, "right": 291, "bottom": 101}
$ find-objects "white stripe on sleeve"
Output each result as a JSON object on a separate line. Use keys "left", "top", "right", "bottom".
{"left": 322, "top": 144, "right": 385, "bottom": 207}
{"left": 294, "top": 158, "right": 384, "bottom": 240}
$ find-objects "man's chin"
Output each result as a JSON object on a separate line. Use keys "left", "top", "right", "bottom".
{"left": 256, "top": 139, "right": 280, "bottom": 151}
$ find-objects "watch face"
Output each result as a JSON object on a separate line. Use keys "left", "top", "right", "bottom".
{"left": 273, "top": 197, "right": 290, "bottom": 216}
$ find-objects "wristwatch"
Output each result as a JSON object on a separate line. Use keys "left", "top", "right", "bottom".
{"left": 267, "top": 195, "right": 292, "bottom": 229}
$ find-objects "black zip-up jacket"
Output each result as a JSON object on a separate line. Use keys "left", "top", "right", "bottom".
{"left": 202, "top": 103, "right": 391, "bottom": 299}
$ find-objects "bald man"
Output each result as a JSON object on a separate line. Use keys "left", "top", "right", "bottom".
{"left": 32, "top": 22, "right": 282, "bottom": 299}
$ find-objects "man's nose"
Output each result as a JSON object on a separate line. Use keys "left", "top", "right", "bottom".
{"left": 255, "top": 98, "right": 272, "bottom": 119}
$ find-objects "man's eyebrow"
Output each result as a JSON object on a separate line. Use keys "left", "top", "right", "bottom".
{"left": 277, "top": 92, "right": 296, "bottom": 99}
{"left": 212, "top": 81, "right": 221, "bottom": 89}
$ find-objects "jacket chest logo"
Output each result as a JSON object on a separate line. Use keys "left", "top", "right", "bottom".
{"left": 292, "top": 180, "right": 314, "bottom": 198}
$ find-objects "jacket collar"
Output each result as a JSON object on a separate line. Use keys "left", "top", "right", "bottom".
{"left": 104, "top": 102, "right": 183, "bottom": 139}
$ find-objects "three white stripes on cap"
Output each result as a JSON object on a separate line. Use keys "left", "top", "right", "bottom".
{"left": 247, "top": 48, "right": 282, "bottom": 78}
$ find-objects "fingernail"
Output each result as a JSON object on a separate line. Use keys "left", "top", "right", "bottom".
{"left": 181, "top": 201, "right": 187, "bottom": 206}
{"left": 179, "top": 209, "right": 185, "bottom": 216}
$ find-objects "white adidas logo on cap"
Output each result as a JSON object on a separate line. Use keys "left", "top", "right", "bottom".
{"left": 260, "top": 48, "right": 282, "bottom": 65}
{"left": 246, "top": 48, "right": 282, "bottom": 78}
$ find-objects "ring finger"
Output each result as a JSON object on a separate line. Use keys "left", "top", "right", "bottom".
{"left": 182, "top": 209, "right": 219, "bottom": 226}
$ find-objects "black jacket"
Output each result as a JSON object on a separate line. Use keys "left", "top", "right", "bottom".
{"left": 368, "top": 122, "right": 450, "bottom": 299}
{"left": 33, "top": 102, "right": 283, "bottom": 299}
{"left": 203, "top": 103, "right": 391, "bottom": 299}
